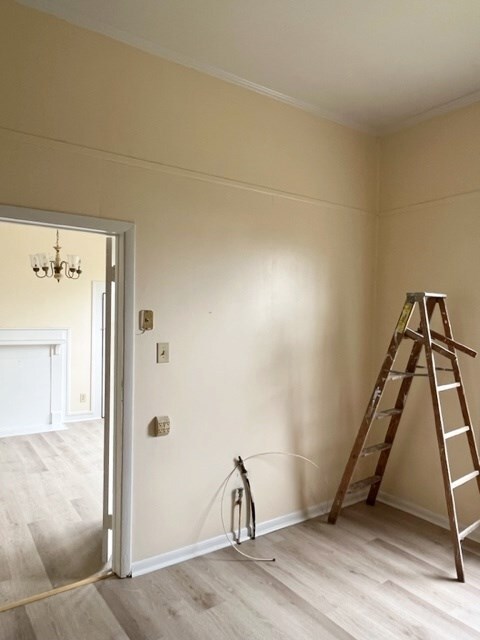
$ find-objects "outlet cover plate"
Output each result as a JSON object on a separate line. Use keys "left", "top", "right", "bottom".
{"left": 154, "top": 416, "right": 170, "bottom": 436}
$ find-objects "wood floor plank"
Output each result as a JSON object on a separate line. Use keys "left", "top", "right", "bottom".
{"left": 361, "top": 536, "right": 480, "bottom": 630}
{"left": 3, "top": 497, "right": 480, "bottom": 637}
{"left": 345, "top": 502, "right": 480, "bottom": 578}
{"left": 0, "top": 520, "right": 52, "bottom": 605}
{"left": 379, "top": 580, "right": 480, "bottom": 640}
{"left": 160, "top": 598, "right": 293, "bottom": 640}
{"left": 28, "top": 518, "right": 105, "bottom": 588}
{"left": 0, "top": 606, "right": 36, "bottom": 640}
{"left": 190, "top": 553, "right": 356, "bottom": 640}
{"left": 97, "top": 577, "right": 190, "bottom": 640}
{"left": 0, "top": 420, "right": 104, "bottom": 606}
{"left": 25, "top": 584, "right": 130, "bottom": 640}
{"left": 166, "top": 563, "right": 225, "bottom": 612}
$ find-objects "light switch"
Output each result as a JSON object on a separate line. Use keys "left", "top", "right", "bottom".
{"left": 157, "top": 342, "right": 169, "bottom": 363}
{"left": 139, "top": 310, "right": 154, "bottom": 331}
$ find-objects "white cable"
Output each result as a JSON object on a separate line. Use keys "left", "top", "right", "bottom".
{"left": 220, "top": 451, "right": 320, "bottom": 562}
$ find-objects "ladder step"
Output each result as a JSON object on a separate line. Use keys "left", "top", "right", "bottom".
{"left": 388, "top": 370, "right": 428, "bottom": 380}
{"left": 360, "top": 442, "right": 392, "bottom": 457}
{"left": 444, "top": 426, "right": 470, "bottom": 440}
{"left": 409, "top": 292, "right": 447, "bottom": 299}
{"left": 375, "top": 408, "right": 402, "bottom": 419}
{"left": 451, "top": 470, "right": 480, "bottom": 490}
{"left": 347, "top": 475, "right": 382, "bottom": 493}
{"left": 459, "top": 518, "right": 480, "bottom": 542}
{"left": 437, "top": 382, "right": 461, "bottom": 392}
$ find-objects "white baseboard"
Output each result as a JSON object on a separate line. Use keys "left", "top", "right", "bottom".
{"left": 63, "top": 411, "right": 97, "bottom": 423}
{"left": 131, "top": 491, "right": 367, "bottom": 577}
{"left": 0, "top": 422, "right": 68, "bottom": 438}
{"left": 132, "top": 490, "right": 480, "bottom": 578}
{"left": 378, "top": 491, "right": 480, "bottom": 544}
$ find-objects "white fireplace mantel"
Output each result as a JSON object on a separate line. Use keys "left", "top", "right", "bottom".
{"left": 0, "top": 328, "right": 69, "bottom": 436}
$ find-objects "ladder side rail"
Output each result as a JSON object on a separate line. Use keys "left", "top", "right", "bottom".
{"left": 438, "top": 299, "right": 480, "bottom": 494}
{"left": 420, "top": 297, "right": 465, "bottom": 582}
{"left": 328, "top": 302, "right": 411, "bottom": 524}
{"left": 365, "top": 340, "right": 423, "bottom": 505}
{"left": 366, "top": 296, "right": 437, "bottom": 506}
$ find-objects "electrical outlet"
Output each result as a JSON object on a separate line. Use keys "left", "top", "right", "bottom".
{"left": 153, "top": 416, "right": 170, "bottom": 437}
{"left": 80, "top": 393, "right": 87, "bottom": 403}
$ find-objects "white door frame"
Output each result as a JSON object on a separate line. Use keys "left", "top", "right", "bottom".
{"left": 0, "top": 204, "right": 134, "bottom": 578}
{"left": 91, "top": 280, "right": 106, "bottom": 420}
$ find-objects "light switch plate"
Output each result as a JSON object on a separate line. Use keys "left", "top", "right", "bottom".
{"left": 140, "top": 309, "right": 154, "bottom": 331}
{"left": 156, "top": 342, "right": 169, "bottom": 363}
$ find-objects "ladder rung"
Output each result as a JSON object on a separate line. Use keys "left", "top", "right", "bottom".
{"left": 459, "top": 518, "right": 480, "bottom": 541}
{"left": 347, "top": 475, "right": 382, "bottom": 493}
{"left": 444, "top": 426, "right": 470, "bottom": 440}
{"left": 437, "top": 382, "right": 461, "bottom": 392}
{"left": 388, "top": 370, "right": 429, "bottom": 380}
{"left": 375, "top": 408, "right": 402, "bottom": 419}
{"left": 416, "top": 365, "right": 454, "bottom": 372}
{"left": 451, "top": 470, "right": 480, "bottom": 490}
{"left": 360, "top": 442, "right": 392, "bottom": 457}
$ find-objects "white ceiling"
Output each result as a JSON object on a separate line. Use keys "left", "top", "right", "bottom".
{"left": 18, "top": 0, "right": 480, "bottom": 133}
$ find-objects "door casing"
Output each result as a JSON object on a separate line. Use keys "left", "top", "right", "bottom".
{"left": 0, "top": 204, "right": 134, "bottom": 578}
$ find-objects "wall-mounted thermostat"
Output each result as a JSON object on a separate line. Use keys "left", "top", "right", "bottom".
{"left": 139, "top": 309, "right": 154, "bottom": 331}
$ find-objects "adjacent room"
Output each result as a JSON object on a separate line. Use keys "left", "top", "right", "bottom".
{"left": 1, "top": 0, "right": 480, "bottom": 638}
{"left": 0, "top": 223, "right": 108, "bottom": 604}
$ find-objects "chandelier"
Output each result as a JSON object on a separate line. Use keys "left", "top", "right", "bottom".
{"left": 30, "top": 230, "right": 82, "bottom": 282}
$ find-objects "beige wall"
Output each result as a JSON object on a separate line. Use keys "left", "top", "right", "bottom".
{"left": 0, "top": 1, "right": 378, "bottom": 562}
{"left": 4, "top": 0, "right": 480, "bottom": 565}
{"left": 377, "top": 103, "right": 480, "bottom": 525}
{"left": 0, "top": 222, "right": 106, "bottom": 414}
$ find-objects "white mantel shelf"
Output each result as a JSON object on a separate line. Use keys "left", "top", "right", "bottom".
{"left": 0, "top": 328, "right": 68, "bottom": 343}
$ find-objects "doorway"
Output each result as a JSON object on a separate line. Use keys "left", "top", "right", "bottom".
{"left": 0, "top": 205, "right": 134, "bottom": 606}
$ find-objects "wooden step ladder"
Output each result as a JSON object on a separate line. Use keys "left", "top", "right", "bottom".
{"left": 328, "top": 292, "right": 480, "bottom": 582}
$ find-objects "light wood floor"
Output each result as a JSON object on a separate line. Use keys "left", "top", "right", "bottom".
{"left": 0, "top": 420, "right": 106, "bottom": 607}
{"left": 2, "top": 501, "right": 480, "bottom": 639}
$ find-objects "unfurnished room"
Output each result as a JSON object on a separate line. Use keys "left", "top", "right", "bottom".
{"left": 1, "top": 1, "right": 480, "bottom": 638}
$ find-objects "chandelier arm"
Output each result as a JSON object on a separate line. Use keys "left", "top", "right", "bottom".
{"left": 43, "top": 264, "right": 54, "bottom": 278}
{"left": 62, "top": 260, "right": 77, "bottom": 279}
{"left": 30, "top": 230, "right": 82, "bottom": 283}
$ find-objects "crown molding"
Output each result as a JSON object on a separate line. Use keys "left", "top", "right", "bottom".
{"left": 17, "top": 0, "right": 374, "bottom": 135}
{"left": 379, "top": 88, "right": 480, "bottom": 135}
{"left": 18, "top": 0, "right": 480, "bottom": 137}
